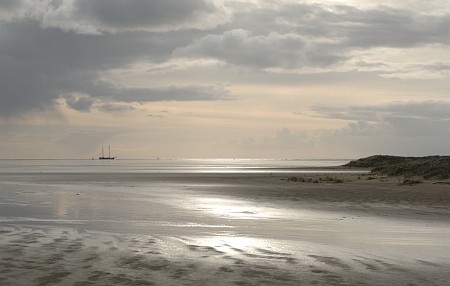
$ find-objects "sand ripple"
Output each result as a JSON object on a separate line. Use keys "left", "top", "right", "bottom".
{"left": 1, "top": 226, "right": 449, "bottom": 286}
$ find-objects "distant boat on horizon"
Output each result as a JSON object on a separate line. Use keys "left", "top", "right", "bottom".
{"left": 99, "top": 145, "right": 116, "bottom": 160}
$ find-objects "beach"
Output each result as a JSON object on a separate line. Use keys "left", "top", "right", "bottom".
{"left": 0, "top": 160, "right": 449, "bottom": 285}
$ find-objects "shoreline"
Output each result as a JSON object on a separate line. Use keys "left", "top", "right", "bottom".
{"left": 1, "top": 170, "right": 449, "bottom": 220}
{"left": 2, "top": 170, "right": 448, "bottom": 203}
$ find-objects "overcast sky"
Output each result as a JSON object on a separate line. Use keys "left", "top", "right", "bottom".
{"left": 1, "top": 0, "right": 449, "bottom": 159}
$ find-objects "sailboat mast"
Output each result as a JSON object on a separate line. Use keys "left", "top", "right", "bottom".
{"left": 99, "top": 144, "right": 115, "bottom": 159}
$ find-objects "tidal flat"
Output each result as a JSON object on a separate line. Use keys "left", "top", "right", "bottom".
{"left": 0, "top": 160, "right": 449, "bottom": 285}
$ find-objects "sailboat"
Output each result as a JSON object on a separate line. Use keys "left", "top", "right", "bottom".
{"left": 99, "top": 145, "right": 116, "bottom": 160}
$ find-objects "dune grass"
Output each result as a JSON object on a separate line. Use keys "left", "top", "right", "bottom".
{"left": 344, "top": 155, "right": 450, "bottom": 180}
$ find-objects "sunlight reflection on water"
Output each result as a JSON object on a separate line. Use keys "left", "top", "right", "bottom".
{"left": 199, "top": 236, "right": 269, "bottom": 252}
{"left": 0, "top": 158, "right": 352, "bottom": 173}
{"left": 196, "top": 197, "right": 280, "bottom": 220}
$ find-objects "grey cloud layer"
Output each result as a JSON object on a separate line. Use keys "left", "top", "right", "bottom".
{"left": 1, "top": 1, "right": 449, "bottom": 117}
{"left": 174, "top": 29, "right": 345, "bottom": 69}
{"left": 176, "top": 4, "right": 450, "bottom": 69}
{"left": 42, "top": 0, "right": 229, "bottom": 33}
{"left": 312, "top": 101, "right": 450, "bottom": 121}
{"left": 0, "top": 18, "right": 221, "bottom": 116}
{"left": 75, "top": 0, "right": 220, "bottom": 31}
{"left": 0, "top": 0, "right": 18, "bottom": 9}
{"left": 66, "top": 83, "right": 231, "bottom": 113}
{"left": 311, "top": 101, "right": 450, "bottom": 137}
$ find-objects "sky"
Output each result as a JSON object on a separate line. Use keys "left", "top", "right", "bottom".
{"left": 0, "top": 0, "right": 449, "bottom": 159}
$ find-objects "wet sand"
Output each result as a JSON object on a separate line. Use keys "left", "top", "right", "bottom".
{"left": 1, "top": 171, "right": 449, "bottom": 285}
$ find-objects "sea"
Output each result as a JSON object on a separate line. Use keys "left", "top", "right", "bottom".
{"left": 0, "top": 158, "right": 351, "bottom": 173}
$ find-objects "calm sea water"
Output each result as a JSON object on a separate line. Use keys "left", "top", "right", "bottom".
{"left": 0, "top": 158, "right": 351, "bottom": 173}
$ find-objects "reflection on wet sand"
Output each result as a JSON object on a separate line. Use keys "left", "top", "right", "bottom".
{"left": 196, "top": 197, "right": 279, "bottom": 220}
{"left": 193, "top": 236, "right": 273, "bottom": 255}
{"left": 1, "top": 170, "right": 450, "bottom": 285}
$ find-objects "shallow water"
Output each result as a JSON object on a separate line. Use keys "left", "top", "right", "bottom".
{"left": 0, "top": 160, "right": 449, "bottom": 285}
{"left": 0, "top": 158, "right": 351, "bottom": 173}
